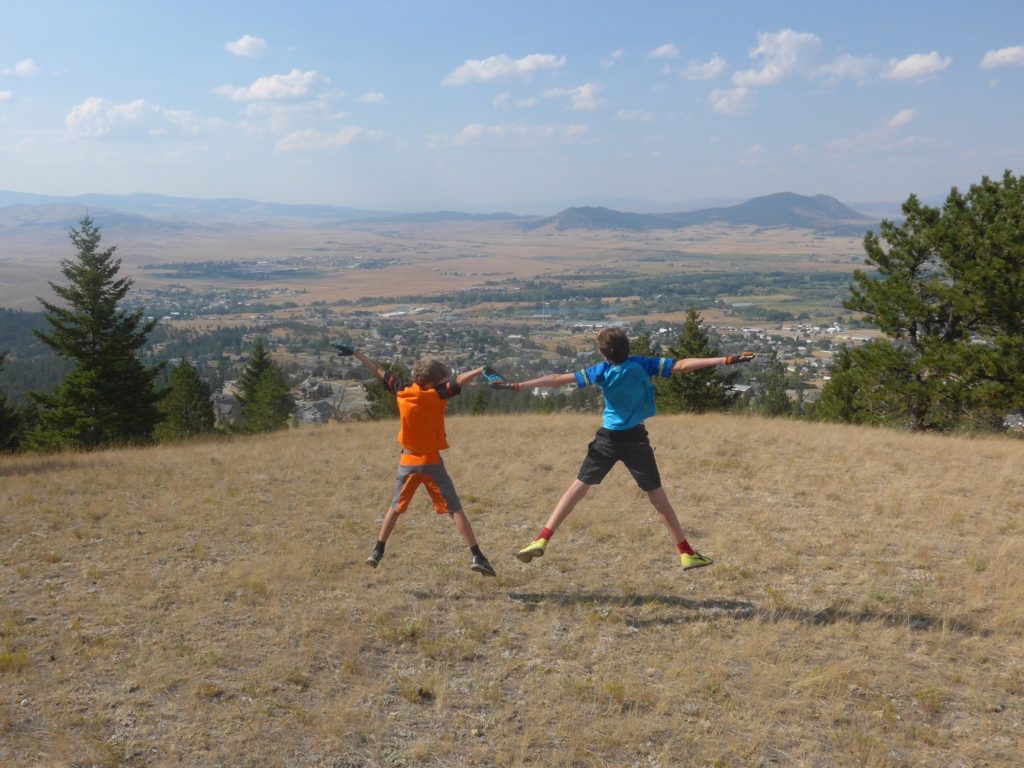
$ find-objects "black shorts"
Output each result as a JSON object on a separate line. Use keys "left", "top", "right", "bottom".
{"left": 576, "top": 425, "right": 662, "bottom": 492}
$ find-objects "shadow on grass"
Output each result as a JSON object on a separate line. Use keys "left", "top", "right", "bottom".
{"left": 412, "top": 590, "right": 983, "bottom": 635}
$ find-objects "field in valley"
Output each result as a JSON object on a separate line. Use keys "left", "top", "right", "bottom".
{"left": 0, "top": 221, "right": 866, "bottom": 320}
{"left": 2, "top": 413, "right": 1022, "bottom": 767}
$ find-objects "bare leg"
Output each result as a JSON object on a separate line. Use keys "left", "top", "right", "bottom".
{"left": 449, "top": 509, "right": 478, "bottom": 547}
{"left": 376, "top": 506, "right": 401, "bottom": 543}
{"left": 647, "top": 486, "right": 686, "bottom": 545}
{"left": 543, "top": 479, "right": 593, "bottom": 533}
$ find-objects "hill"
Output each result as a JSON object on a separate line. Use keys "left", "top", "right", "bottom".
{"left": 529, "top": 192, "right": 877, "bottom": 235}
{"left": 1, "top": 189, "right": 876, "bottom": 235}
{"left": 2, "top": 413, "right": 1022, "bottom": 766}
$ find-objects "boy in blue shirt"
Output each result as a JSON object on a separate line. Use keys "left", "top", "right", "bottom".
{"left": 495, "top": 327, "right": 752, "bottom": 570}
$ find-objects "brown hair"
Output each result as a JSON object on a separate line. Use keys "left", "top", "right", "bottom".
{"left": 597, "top": 327, "right": 630, "bottom": 364}
{"left": 412, "top": 358, "right": 450, "bottom": 387}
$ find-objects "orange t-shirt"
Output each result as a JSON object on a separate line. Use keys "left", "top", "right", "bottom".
{"left": 384, "top": 374, "right": 461, "bottom": 463}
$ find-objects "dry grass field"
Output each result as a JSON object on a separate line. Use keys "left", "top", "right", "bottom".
{"left": 3, "top": 413, "right": 1022, "bottom": 767}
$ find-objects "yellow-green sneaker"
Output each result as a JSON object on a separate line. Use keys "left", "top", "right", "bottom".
{"left": 680, "top": 551, "right": 713, "bottom": 571}
{"left": 517, "top": 538, "right": 548, "bottom": 563}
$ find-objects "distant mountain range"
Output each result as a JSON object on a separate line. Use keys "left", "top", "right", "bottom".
{"left": 526, "top": 193, "right": 877, "bottom": 236}
{"left": 0, "top": 189, "right": 879, "bottom": 236}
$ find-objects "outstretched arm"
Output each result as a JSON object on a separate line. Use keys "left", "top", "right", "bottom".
{"left": 671, "top": 351, "right": 754, "bottom": 375}
{"left": 353, "top": 350, "right": 387, "bottom": 380}
{"left": 455, "top": 367, "right": 485, "bottom": 388}
{"left": 494, "top": 372, "right": 576, "bottom": 392}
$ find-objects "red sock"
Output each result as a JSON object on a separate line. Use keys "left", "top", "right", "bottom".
{"left": 677, "top": 540, "right": 695, "bottom": 556}
{"left": 539, "top": 527, "right": 553, "bottom": 541}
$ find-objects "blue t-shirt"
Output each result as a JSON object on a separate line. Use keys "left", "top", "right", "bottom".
{"left": 575, "top": 356, "right": 675, "bottom": 431}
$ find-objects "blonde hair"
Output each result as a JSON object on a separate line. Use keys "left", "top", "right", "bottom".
{"left": 412, "top": 358, "right": 450, "bottom": 387}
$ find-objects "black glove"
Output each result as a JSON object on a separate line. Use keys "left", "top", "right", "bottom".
{"left": 481, "top": 365, "right": 506, "bottom": 384}
{"left": 331, "top": 342, "right": 356, "bottom": 356}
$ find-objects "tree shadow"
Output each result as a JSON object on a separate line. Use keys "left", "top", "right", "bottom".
{"left": 411, "top": 590, "right": 983, "bottom": 635}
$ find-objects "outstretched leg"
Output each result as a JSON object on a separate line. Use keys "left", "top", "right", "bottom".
{"left": 366, "top": 505, "right": 401, "bottom": 568}
{"left": 450, "top": 510, "right": 496, "bottom": 577}
{"left": 517, "top": 479, "right": 593, "bottom": 562}
{"left": 646, "top": 487, "right": 713, "bottom": 571}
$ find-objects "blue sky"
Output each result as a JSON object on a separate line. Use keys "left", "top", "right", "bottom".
{"left": 1, "top": 1, "right": 1023, "bottom": 213}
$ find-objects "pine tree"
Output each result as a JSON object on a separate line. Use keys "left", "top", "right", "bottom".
{"left": 756, "top": 354, "right": 793, "bottom": 417}
{"left": 237, "top": 337, "right": 272, "bottom": 407}
{"left": 236, "top": 339, "right": 294, "bottom": 433}
{"left": 361, "top": 361, "right": 407, "bottom": 420}
{"left": 823, "top": 170, "right": 1024, "bottom": 430}
{"left": 659, "top": 309, "right": 738, "bottom": 413}
{"left": 0, "top": 354, "right": 20, "bottom": 451}
{"left": 238, "top": 364, "right": 294, "bottom": 433}
{"left": 155, "top": 361, "right": 215, "bottom": 441}
{"left": 27, "top": 216, "right": 163, "bottom": 450}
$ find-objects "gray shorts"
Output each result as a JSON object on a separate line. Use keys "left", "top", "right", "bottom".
{"left": 390, "top": 460, "right": 463, "bottom": 514}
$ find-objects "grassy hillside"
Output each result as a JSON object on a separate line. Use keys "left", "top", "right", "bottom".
{"left": 2, "top": 413, "right": 1022, "bottom": 767}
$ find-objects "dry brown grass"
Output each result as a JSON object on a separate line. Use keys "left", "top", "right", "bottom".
{"left": 2, "top": 414, "right": 1022, "bottom": 767}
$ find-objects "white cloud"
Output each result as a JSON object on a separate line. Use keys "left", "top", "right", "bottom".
{"left": 709, "top": 86, "right": 753, "bottom": 116}
{"left": 442, "top": 53, "right": 566, "bottom": 86}
{"left": 887, "top": 108, "right": 915, "bottom": 128}
{"left": 357, "top": 91, "right": 387, "bottom": 104}
{"left": 542, "top": 83, "right": 603, "bottom": 110}
{"left": 65, "top": 97, "right": 147, "bottom": 136}
{"left": 602, "top": 49, "right": 624, "bottom": 69}
{"left": 275, "top": 127, "right": 378, "bottom": 153}
{"left": 14, "top": 58, "right": 41, "bottom": 76}
{"left": 740, "top": 143, "right": 766, "bottom": 165}
{"left": 881, "top": 51, "right": 951, "bottom": 81}
{"left": 616, "top": 109, "right": 655, "bottom": 122}
{"left": 0, "top": 91, "right": 11, "bottom": 103}
{"left": 980, "top": 45, "right": 1024, "bottom": 70}
{"left": 818, "top": 53, "right": 876, "bottom": 82}
{"left": 647, "top": 43, "right": 679, "bottom": 60}
{"left": 682, "top": 54, "right": 727, "bottom": 81}
{"left": 447, "top": 122, "right": 586, "bottom": 147}
{"left": 225, "top": 35, "right": 267, "bottom": 57}
{"left": 64, "top": 96, "right": 221, "bottom": 138}
{"left": 216, "top": 69, "right": 329, "bottom": 101}
{"left": 733, "top": 29, "right": 823, "bottom": 86}
{"left": 830, "top": 111, "right": 925, "bottom": 154}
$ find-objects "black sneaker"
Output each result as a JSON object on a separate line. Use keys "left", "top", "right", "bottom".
{"left": 470, "top": 555, "right": 496, "bottom": 577}
{"left": 366, "top": 549, "right": 383, "bottom": 568}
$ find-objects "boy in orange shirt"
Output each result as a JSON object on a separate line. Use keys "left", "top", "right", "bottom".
{"left": 334, "top": 343, "right": 496, "bottom": 577}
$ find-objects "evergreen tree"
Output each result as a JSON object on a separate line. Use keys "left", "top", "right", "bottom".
{"left": 0, "top": 354, "right": 20, "bottom": 451}
{"left": 823, "top": 171, "right": 1024, "bottom": 430}
{"left": 361, "top": 361, "right": 408, "bottom": 420}
{"left": 155, "top": 361, "right": 215, "bottom": 441}
{"left": 236, "top": 339, "right": 294, "bottom": 433}
{"left": 27, "top": 216, "right": 163, "bottom": 450}
{"left": 755, "top": 354, "right": 792, "bottom": 417}
{"left": 237, "top": 337, "right": 272, "bottom": 406}
{"left": 658, "top": 309, "right": 739, "bottom": 413}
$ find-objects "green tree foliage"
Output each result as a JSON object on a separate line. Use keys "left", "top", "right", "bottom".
{"left": 27, "top": 216, "right": 163, "bottom": 451}
{"left": 236, "top": 338, "right": 294, "bottom": 433}
{"left": 755, "top": 353, "right": 793, "bottom": 417}
{"left": 657, "top": 309, "right": 739, "bottom": 414}
{"left": 0, "top": 354, "right": 20, "bottom": 451}
{"left": 237, "top": 337, "right": 272, "bottom": 405}
{"left": 361, "top": 361, "right": 407, "bottom": 420}
{"left": 823, "top": 171, "right": 1024, "bottom": 430}
{"left": 155, "top": 361, "right": 215, "bottom": 441}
